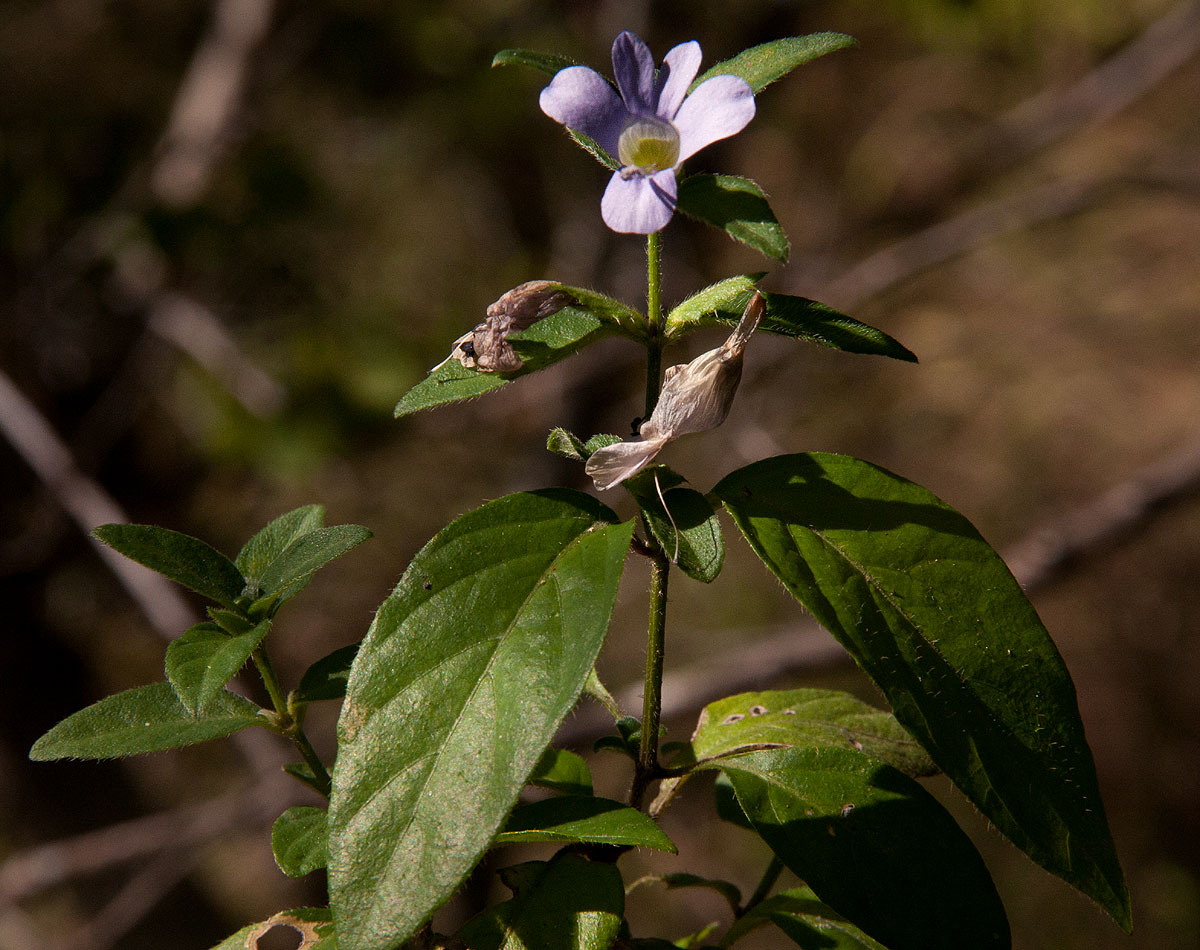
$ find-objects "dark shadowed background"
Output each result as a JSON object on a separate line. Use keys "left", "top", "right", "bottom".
{"left": 3, "top": 0, "right": 1199, "bottom": 947}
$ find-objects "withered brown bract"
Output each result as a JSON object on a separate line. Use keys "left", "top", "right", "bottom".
{"left": 586, "top": 291, "right": 765, "bottom": 491}
{"left": 444, "top": 280, "right": 577, "bottom": 373}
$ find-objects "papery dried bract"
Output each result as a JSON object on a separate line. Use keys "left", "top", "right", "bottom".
{"left": 446, "top": 280, "right": 576, "bottom": 373}
{"left": 586, "top": 292, "right": 764, "bottom": 490}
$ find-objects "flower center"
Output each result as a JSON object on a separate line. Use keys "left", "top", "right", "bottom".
{"left": 617, "top": 116, "right": 680, "bottom": 176}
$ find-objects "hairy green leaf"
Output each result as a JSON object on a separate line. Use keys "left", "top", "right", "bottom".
{"left": 492, "top": 48, "right": 579, "bottom": 76}
{"left": 677, "top": 174, "right": 788, "bottom": 263}
{"left": 626, "top": 467, "right": 724, "bottom": 583}
{"left": 547, "top": 427, "right": 589, "bottom": 462}
{"left": 719, "top": 747, "right": 1009, "bottom": 949}
{"left": 457, "top": 854, "right": 624, "bottom": 950}
{"left": 30, "top": 682, "right": 264, "bottom": 760}
{"left": 721, "top": 887, "right": 885, "bottom": 949}
{"left": 236, "top": 505, "right": 325, "bottom": 582}
{"left": 692, "top": 689, "right": 936, "bottom": 778}
{"left": 211, "top": 907, "right": 336, "bottom": 950}
{"left": 273, "top": 806, "right": 329, "bottom": 878}
{"left": 257, "top": 525, "right": 371, "bottom": 598}
{"left": 297, "top": 643, "right": 360, "bottom": 703}
{"left": 496, "top": 797, "right": 676, "bottom": 852}
{"left": 529, "top": 747, "right": 593, "bottom": 796}
{"left": 715, "top": 453, "right": 1130, "bottom": 928}
{"left": 165, "top": 620, "right": 271, "bottom": 715}
{"left": 328, "top": 490, "right": 633, "bottom": 950}
{"left": 93, "top": 523, "right": 244, "bottom": 610}
{"left": 694, "top": 33, "right": 857, "bottom": 94}
{"left": 665, "top": 285, "right": 915, "bottom": 361}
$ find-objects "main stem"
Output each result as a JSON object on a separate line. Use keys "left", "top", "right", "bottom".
{"left": 632, "top": 230, "right": 668, "bottom": 810}
{"left": 643, "top": 230, "right": 663, "bottom": 417}
{"left": 632, "top": 549, "right": 670, "bottom": 808}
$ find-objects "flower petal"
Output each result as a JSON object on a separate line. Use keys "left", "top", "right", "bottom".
{"left": 655, "top": 41, "right": 702, "bottom": 120}
{"left": 674, "top": 74, "right": 756, "bottom": 162}
{"left": 612, "top": 31, "right": 656, "bottom": 115}
{"left": 601, "top": 169, "right": 678, "bottom": 234}
{"left": 539, "top": 66, "right": 628, "bottom": 156}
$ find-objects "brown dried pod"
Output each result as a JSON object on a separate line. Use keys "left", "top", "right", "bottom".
{"left": 586, "top": 291, "right": 765, "bottom": 490}
{"left": 443, "top": 280, "right": 576, "bottom": 373}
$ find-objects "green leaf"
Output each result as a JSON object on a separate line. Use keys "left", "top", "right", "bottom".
{"left": 529, "top": 747, "right": 593, "bottom": 796}
{"left": 394, "top": 358, "right": 510, "bottom": 416}
{"left": 92, "top": 524, "right": 244, "bottom": 610}
{"left": 694, "top": 33, "right": 857, "bottom": 94}
{"left": 210, "top": 907, "right": 336, "bottom": 950}
{"left": 328, "top": 490, "right": 634, "bottom": 950}
{"left": 165, "top": 620, "right": 271, "bottom": 715}
{"left": 692, "top": 689, "right": 936, "bottom": 778}
{"left": 257, "top": 525, "right": 372, "bottom": 599}
{"left": 273, "top": 806, "right": 329, "bottom": 878}
{"left": 676, "top": 175, "right": 788, "bottom": 263}
{"left": 630, "top": 872, "right": 742, "bottom": 915}
{"left": 547, "top": 427, "right": 589, "bottom": 462}
{"left": 496, "top": 797, "right": 676, "bottom": 852}
{"left": 492, "top": 48, "right": 580, "bottom": 76}
{"left": 29, "top": 682, "right": 264, "bottom": 760}
{"left": 457, "top": 854, "right": 624, "bottom": 950}
{"left": 715, "top": 453, "right": 1130, "bottom": 929}
{"left": 625, "top": 467, "right": 724, "bottom": 583}
{"left": 718, "top": 747, "right": 1009, "bottom": 950}
{"left": 721, "top": 887, "right": 885, "bottom": 949}
{"left": 665, "top": 284, "right": 916, "bottom": 361}
{"left": 235, "top": 505, "right": 325, "bottom": 583}
{"left": 297, "top": 643, "right": 360, "bottom": 703}
{"left": 396, "top": 294, "right": 638, "bottom": 418}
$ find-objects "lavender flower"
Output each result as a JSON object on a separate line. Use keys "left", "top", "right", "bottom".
{"left": 539, "top": 32, "right": 755, "bottom": 234}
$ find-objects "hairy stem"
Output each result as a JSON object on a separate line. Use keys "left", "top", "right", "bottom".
{"left": 251, "top": 646, "right": 332, "bottom": 797}
{"left": 631, "top": 548, "right": 670, "bottom": 808}
{"left": 630, "top": 230, "right": 669, "bottom": 811}
{"left": 644, "top": 230, "right": 663, "bottom": 417}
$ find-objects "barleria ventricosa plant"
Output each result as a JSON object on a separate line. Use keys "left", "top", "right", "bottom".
{"left": 31, "top": 29, "right": 1132, "bottom": 950}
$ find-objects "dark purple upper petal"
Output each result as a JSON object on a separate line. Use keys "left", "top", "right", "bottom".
{"left": 655, "top": 41, "right": 702, "bottom": 121}
{"left": 611, "top": 31, "right": 656, "bottom": 115}
{"left": 601, "top": 168, "right": 678, "bottom": 234}
{"left": 539, "top": 66, "right": 629, "bottom": 156}
{"left": 673, "top": 74, "right": 756, "bottom": 162}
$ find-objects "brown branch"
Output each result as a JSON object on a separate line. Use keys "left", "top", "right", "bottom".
{"left": 990, "top": 0, "right": 1200, "bottom": 167}
{"left": 0, "top": 369, "right": 195, "bottom": 639}
{"left": 0, "top": 773, "right": 289, "bottom": 907}
{"left": 1003, "top": 435, "right": 1200, "bottom": 590}
{"left": 150, "top": 0, "right": 277, "bottom": 208}
{"left": 55, "top": 850, "right": 204, "bottom": 950}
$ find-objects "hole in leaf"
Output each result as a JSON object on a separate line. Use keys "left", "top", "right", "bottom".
{"left": 256, "top": 925, "right": 303, "bottom": 950}
{"left": 748, "top": 705, "right": 768, "bottom": 716}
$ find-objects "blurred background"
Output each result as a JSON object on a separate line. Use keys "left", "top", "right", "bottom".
{"left": 2, "top": 0, "right": 1199, "bottom": 947}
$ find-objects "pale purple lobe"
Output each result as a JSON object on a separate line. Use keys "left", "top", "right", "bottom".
{"left": 674, "top": 74, "right": 756, "bottom": 162}
{"left": 539, "top": 66, "right": 628, "bottom": 156}
{"left": 655, "top": 41, "right": 702, "bottom": 120}
{"left": 601, "top": 168, "right": 678, "bottom": 234}
{"left": 612, "top": 30, "right": 656, "bottom": 114}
